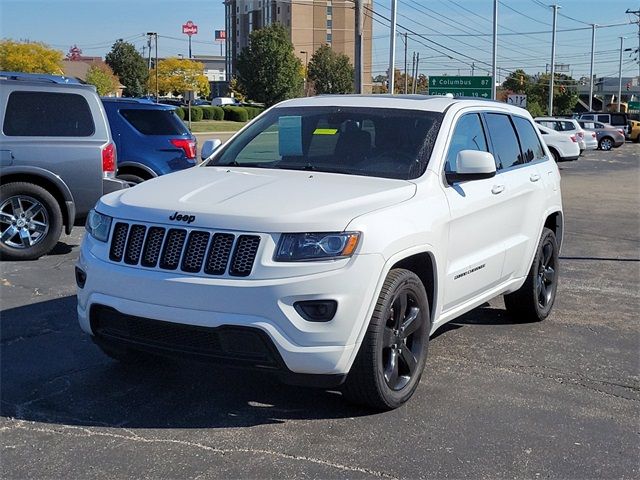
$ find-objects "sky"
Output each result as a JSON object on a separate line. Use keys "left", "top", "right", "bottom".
{"left": 1, "top": 0, "right": 638, "bottom": 82}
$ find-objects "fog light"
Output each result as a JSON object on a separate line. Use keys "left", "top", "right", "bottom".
{"left": 294, "top": 300, "right": 337, "bottom": 322}
{"left": 75, "top": 267, "right": 87, "bottom": 289}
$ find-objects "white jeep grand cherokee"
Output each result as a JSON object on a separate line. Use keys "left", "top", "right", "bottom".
{"left": 77, "top": 95, "right": 563, "bottom": 410}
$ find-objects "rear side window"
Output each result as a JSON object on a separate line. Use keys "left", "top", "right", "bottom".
{"left": 512, "top": 116, "right": 545, "bottom": 163}
{"left": 597, "top": 115, "right": 609, "bottom": 123}
{"left": 559, "top": 121, "right": 576, "bottom": 131}
{"left": 120, "top": 109, "right": 189, "bottom": 135}
{"left": 3, "top": 91, "right": 95, "bottom": 137}
{"left": 485, "top": 113, "right": 521, "bottom": 170}
{"left": 610, "top": 114, "right": 626, "bottom": 125}
{"left": 445, "top": 113, "right": 488, "bottom": 172}
{"left": 581, "top": 114, "right": 594, "bottom": 121}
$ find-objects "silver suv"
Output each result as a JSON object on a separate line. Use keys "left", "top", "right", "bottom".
{"left": 0, "top": 72, "right": 127, "bottom": 260}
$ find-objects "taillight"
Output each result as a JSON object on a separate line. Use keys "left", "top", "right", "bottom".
{"left": 101, "top": 143, "right": 116, "bottom": 178}
{"left": 570, "top": 135, "right": 577, "bottom": 142}
{"left": 592, "top": 132, "right": 596, "bottom": 138}
{"left": 170, "top": 138, "right": 197, "bottom": 159}
{"left": 617, "top": 129, "right": 624, "bottom": 135}
{"left": 577, "top": 132, "right": 584, "bottom": 139}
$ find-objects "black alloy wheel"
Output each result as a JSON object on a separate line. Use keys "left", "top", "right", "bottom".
{"left": 343, "top": 268, "right": 430, "bottom": 410}
{"left": 382, "top": 289, "right": 425, "bottom": 391}
{"left": 504, "top": 227, "right": 559, "bottom": 322}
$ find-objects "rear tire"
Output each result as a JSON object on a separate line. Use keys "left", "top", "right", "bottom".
{"left": 599, "top": 137, "right": 613, "bottom": 151}
{"left": 0, "top": 182, "right": 63, "bottom": 261}
{"left": 117, "top": 173, "right": 146, "bottom": 186}
{"left": 548, "top": 148, "right": 559, "bottom": 162}
{"left": 342, "top": 269, "right": 430, "bottom": 410}
{"left": 504, "top": 227, "right": 559, "bottom": 322}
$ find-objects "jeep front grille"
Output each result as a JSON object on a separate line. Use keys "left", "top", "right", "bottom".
{"left": 108, "top": 222, "right": 260, "bottom": 277}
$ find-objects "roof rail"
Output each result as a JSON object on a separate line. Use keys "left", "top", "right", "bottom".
{"left": 0, "top": 71, "right": 83, "bottom": 85}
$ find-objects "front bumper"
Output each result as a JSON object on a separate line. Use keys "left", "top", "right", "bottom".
{"left": 77, "top": 238, "right": 384, "bottom": 376}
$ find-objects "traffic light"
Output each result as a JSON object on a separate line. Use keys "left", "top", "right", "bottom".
{"left": 626, "top": 82, "right": 631, "bottom": 91}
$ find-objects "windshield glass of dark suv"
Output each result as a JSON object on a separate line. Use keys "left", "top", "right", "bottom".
{"left": 209, "top": 107, "right": 443, "bottom": 180}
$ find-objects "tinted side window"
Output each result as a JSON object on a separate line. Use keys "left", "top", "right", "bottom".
{"left": 3, "top": 91, "right": 95, "bottom": 137}
{"left": 512, "top": 116, "right": 545, "bottom": 164}
{"left": 560, "top": 121, "right": 576, "bottom": 131}
{"left": 610, "top": 114, "right": 626, "bottom": 125}
{"left": 597, "top": 115, "right": 609, "bottom": 123}
{"left": 445, "top": 113, "right": 488, "bottom": 172}
{"left": 120, "top": 109, "right": 189, "bottom": 135}
{"left": 582, "top": 114, "right": 594, "bottom": 121}
{"left": 485, "top": 113, "right": 521, "bottom": 170}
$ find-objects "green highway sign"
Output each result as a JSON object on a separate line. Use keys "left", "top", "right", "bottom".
{"left": 428, "top": 76, "right": 493, "bottom": 99}
{"left": 628, "top": 101, "right": 640, "bottom": 112}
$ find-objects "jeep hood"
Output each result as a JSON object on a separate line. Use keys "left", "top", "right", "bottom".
{"left": 99, "top": 166, "right": 416, "bottom": 232}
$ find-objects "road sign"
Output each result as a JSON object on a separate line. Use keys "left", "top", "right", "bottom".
{"left": 182, "top": 20, "right": 198, "bottom": 36}
{"left": 628, "top": 101, "right": 640, "bottom": 112}
{"left": 428, "top": 76, "right": 493, "bottom": 99}
{"left": 507, "top": 94, "right": 527, "bottom": 108}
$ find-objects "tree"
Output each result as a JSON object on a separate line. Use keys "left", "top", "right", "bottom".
{"left": 148, "top": 58, "right": 210, "bottom": 97}
{"left": 307, "top": 45, "right": 354, "bottom": 94}
{"left": 85, "top": 63, "right": 120, "bottom": 96}
{"left": 105, "top": 39, "right": 148, "bottom": 97}
{"left": 236, "top": 24, "right": 303, "bottom": 106}
{"left": 501, "top": 70, "right": 578, "bottom": 116}
{"left": 0, "top": 40, "right": 63, "bottom": 73}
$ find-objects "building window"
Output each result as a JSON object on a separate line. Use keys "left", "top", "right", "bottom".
{"left": 327, "top": 6, "right": 332, "bottom": 16}
{"left": 327, "top": 19, "right": 332, "bottom": 29}
{"left": 326, "top": 33, "right": 332, "bottom": 44}
{"left": 236, "top": 6, "right": 239, "bottom": 12}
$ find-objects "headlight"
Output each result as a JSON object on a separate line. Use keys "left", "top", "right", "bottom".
{"left": 275, "top": 232, "right": 360, "bottom": 262}
{"left": 85, "top": 209, "right": 112, "bottom": 242}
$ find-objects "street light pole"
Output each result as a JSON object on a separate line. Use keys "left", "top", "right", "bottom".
{"left": 354, "top": 0, "right": 363, "bottom": 93}
{"left": 589, "top": 24, "right": 596, "bottom": 111}
{"left": 300, "top": 51, "right": 309, "bottom": 96}
{"left": 618, "top": 36, "right": 624, "bottom": 113}
{"left": 388, "top": 0, "right": 397, "bottom": 94}
{"left": 548, "top": 4, "right": 559, "bottom": 116}
{"left": 146, "top": 32, "right": 158, "bottom": 102}
{"left": 491, "top": 0, "right": 497, "bottom": 100}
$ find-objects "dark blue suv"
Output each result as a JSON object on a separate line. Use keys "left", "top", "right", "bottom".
{"left": 102, "top": 98, "right": 196, "bottom": 184}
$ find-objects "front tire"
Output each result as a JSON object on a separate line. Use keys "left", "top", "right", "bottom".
{"left": 504, "top": 227, "right": 559, "bottom": 322}
{"left": 342, "top": 269, "right": 430, "bottom": 410}
{"left": 117, "top": 173, "right": 146, "bottom": 186}
{"left": 0, "top": 182, "right": 63, "bottom": 261}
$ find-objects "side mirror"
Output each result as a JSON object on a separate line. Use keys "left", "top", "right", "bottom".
{"left": 200, "top": 139, "right": 222, "bottom": 162}
{"left": 446, "top": 150, "right": 497, "bottom": 184}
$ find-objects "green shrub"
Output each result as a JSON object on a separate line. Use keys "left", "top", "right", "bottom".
{"left": 212, "top": 106, "right": 224, "bottom": 121}
{"left": 200, "top": 106, "right": 214, "bottom": 120}
{"left": 190, "top": 106, "right": 204, "bottom": 122}
{"left": 222, "top": 106, "right": 248, "bottom": 122}
{"left": 175, "top": 107, "right": 185, "bottom": 120}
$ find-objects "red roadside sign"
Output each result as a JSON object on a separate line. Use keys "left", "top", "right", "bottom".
{"left": 182, "top": 21, "right": 198, "bottom": 36}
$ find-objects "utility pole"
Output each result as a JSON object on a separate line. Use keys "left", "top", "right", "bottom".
{"left": 403, "top": 33, "right": 408, "bottom": 94}
{"left": 388, "top": 0, "right": 397, "bottom": 94}
{"left": 354, "top": 0, "right": 363, "bottom": 93}
{"left": 618, "top": 36, "right": 625, "bottom": 113}
{"left": 411, "top": 51, "right": 416, "bottom": 94}
{"left": 146, "top": 32, "right": 158, "bottom": 101}
{"left": 589, "top": 24, "right": 596, "bottom": 111}
{"left": 626, "top": 8, "right": 640, "bottom": 77}
{"left": 413, "top": 52, "right": 420, "bottom": 94}
{"left": 549, "top": 4, "right": 559, "bottom": 116}
{"left": 491, "top": 0, "right": 498, "bottom": 100}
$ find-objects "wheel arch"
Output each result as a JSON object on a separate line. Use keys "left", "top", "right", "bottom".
{"left": 544, "top": 210, "right": 564, "bottom": 250}
{"left": 0, "top": 167, "right": 75, "bottom": 235}
{"left": 116, "top": 162, "right": 157, "bottom": 181}
{"left": 390, "top": 252, "right": 437, "bottom": 327}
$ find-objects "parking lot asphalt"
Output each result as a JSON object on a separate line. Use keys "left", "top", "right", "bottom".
{"left": 1, "top": 144, "right": 638, "bottom": 479}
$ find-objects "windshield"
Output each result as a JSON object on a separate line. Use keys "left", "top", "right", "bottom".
{"left": 208, "top": 106, "right": 443, "bottom": 180}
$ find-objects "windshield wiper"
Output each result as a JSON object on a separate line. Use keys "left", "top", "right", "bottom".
{"left": 277, "top": 164, "right": 355, "bottom": 175}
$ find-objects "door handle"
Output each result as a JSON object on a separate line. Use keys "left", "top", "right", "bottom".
{"left": 530, "top": 173, "right": 541, "bottom": 182}
{"left": 491, "top": 184, "right": 505, "bottom": 195}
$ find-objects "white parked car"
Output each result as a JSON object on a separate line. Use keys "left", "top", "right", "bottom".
{"left": 78, "top": 96, "right": 563, "bottom": 410}
{"left": 534, "top": 117, "right": 594, "bottom": 152}
{"left": 210, "top": 96, "right": 238, "bottom": 106}
{"left": 536, "top": 123, "right": 581, "bottom": 161}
